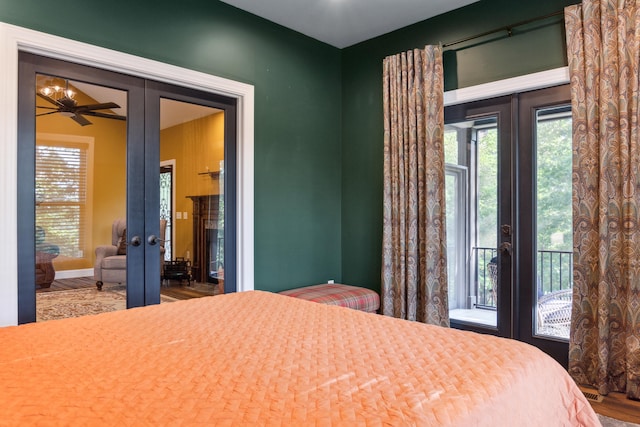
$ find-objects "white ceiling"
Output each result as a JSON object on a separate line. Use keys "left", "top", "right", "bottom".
{"left": 72, "top": 81, "right": 219, "bottom": 129}
{"left": 219, "top": 0, "right": 480, "bottom": 48}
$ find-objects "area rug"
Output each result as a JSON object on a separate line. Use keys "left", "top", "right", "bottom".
{"left": 599, "top": 414, "right": 640, "bottom": 427}
{"left": 36, "top": 284, "right": 178, "bottom": 322}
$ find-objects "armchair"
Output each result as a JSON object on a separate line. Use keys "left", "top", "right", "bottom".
{"left": 94, "top": 219, "right": 167, "bottom": 291}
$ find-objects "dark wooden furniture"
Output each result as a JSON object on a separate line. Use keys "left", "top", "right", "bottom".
{"left": 163, "top": 258, "right": 191, "bottom": 285}
{"left": 35, "top": 251, "right": 58, "bottom": 288}
{"left": 187, "top": 195, "right": 222, "bottom": 284}
{"left": 35, "top": 226, "right": 59, "bottom": 288}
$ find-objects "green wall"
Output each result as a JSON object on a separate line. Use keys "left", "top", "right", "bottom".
{"left": 340, "top": 0, "right": 579, "bottom": 293}
{"left": 0, "top": 0, "right": 584, "bottom": 294}
{"left": 0, "top": 0, "right": 343, "bottom": 292}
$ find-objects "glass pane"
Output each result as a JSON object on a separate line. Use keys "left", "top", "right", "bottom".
{"left": 446, "top": 117, "right": 498, "bottom": 327}
{"left": 160, "top": 165, "right": 173, "bottom": 261}
{"left": 445, "top": 166, "right": 467, "bottom": 311}
{"left": 159, "top": 98, "right": 224, "bottom": 298}
{"left": 35, "top": 74, "right": 128, "bottom": 321}
{"left": 534, "top": 106, "right": 573, "bottom": 339}
{"left": 446, "top": 172, "right": 458, "bottom": 310}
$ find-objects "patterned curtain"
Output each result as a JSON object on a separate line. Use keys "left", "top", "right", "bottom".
{"left": 381, "top": 46, "right": 449, "bottom": 327}
{"left": 565, "top": 0, "right": 640, "bottom": 400}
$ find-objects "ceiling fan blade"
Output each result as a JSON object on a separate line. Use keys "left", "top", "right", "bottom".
{"left": 36, "top": 111, "right": 60, "bottom": 117}
{"left": 36, "top": 106, "right": 59, "bottom": 110}
{"left": 71, "top": 114, "right": 92, "bottom": 126}
{"left": 36, "top": 92, "right": 64, "bottom": 107}
{"left": 82, "top": 111, "right": 126, "bottom": 121}
{"left": 78, "top": 102, "right": 121, "bottom": 111}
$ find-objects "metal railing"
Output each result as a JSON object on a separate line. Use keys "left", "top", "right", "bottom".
{"left": 537, "top": 250, "right": 573, "bottom": 295}
{"left": 474, "top": 247, "right": 497, "bottom": 308}
{"left": 473, "top": 247, "right": 573, "bottom": 308}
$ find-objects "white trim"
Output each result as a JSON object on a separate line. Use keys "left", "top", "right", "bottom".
{"left": 0, "top": 22, "right": 255, "bottom": 326}
{"left": 444, "top": 67, "right": 570, "bottom": 106}
{"left": 54, "top": 268, "right": 94, "bottom": 280}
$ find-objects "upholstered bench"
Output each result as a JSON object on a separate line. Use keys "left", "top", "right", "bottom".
{"left": 279, "top": 283, "right": 380, "bottom": 313}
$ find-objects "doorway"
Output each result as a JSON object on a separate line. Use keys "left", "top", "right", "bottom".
{"left": 444, "top": 84, "right": 572, "bottom": 365}
{"left": 18, "top": 52, "right": 237, "bottom": 323}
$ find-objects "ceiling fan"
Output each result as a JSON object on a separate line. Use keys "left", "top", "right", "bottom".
{"left": 36, "top": 80, "right": 125, "bottom": 126}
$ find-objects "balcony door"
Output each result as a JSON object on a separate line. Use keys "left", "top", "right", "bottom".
{"left": 445, "top": 85, "right": 572, "bottom": 365}
{"left": 17, "top": 53, "right": 236, "bottom": 323}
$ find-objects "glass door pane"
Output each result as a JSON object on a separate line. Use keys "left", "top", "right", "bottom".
{"left": 34, "top": 74, "right": 129, "bottom": 321}
{"left": 159, "top": 98, "right": 225, "bottom": 297}
{"left": 517, "top": 84, "right": 572, "bottom": 366}
{"left": 534, "top": 105, "right": 573, "bottom": 340}
{"left": 445, "top": 116, "right": 499, "bottom": 328}
{"left": 445, "top": 96, "right": 512, "bottom": 337}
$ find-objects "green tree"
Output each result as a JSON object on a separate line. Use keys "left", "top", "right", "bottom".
{"left": 536, "top": 118, "right": 572, "bottom": 252}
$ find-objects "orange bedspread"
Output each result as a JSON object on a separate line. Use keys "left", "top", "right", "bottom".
{"left": 0, "top": 291, "right": 600, "bottom": 426}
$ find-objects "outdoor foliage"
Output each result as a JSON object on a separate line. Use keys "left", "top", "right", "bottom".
{"left": 445, "top": 114, "right": 573, "bottom": 306}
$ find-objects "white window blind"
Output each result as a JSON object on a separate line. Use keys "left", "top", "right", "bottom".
{"left": 36, "top": 141, "right": 88, "bottom": 258}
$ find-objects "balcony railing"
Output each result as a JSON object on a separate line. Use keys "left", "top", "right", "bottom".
{"left": 473, "top": 247, "right": 573, "bottom": 308}
{"left": 475, "top": 247, "right": 497, "bottom": 308}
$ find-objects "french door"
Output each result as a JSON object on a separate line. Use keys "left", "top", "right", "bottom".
{"left": 17, "top": 53, "right": 236, "bottom": 323}
{"left": 146, "top": 80, "right": 237, "bottom": 294}
{"left": 445, "top": 85, "right": 572, "bottom": 365}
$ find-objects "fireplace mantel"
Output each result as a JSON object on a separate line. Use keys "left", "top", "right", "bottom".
{"left": 187, "top": 195, "right": 222, "bottom": 284}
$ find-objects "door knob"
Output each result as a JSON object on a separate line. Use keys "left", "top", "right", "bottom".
{"left": 147, "top": 234, "right": 166, "bottom": 245}
{"left": 130, "top": 236, "right": 142, "bottom": 247}
{"left": 499, "top": 241, "right": 512, "bottom": 255}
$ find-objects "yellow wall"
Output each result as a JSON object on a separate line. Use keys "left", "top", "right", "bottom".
{"left": 160, "top": 111, "right": 225, "bottom": 262}
{"left": 36, "top": 87, "right": 224, "bottom": 271}
{"left": 36, "top": 88, "right": 126, "bottom": 271}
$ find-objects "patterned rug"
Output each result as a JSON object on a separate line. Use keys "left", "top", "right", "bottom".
{"left": 36, "top": 284, "right": 178, "bottom": 322}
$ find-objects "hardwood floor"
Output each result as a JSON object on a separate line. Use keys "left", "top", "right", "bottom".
{"left": 37, "top": 276, "right": 95, "bottom": 292}
{"left": 580, "top": 386, "right": 640, "bottom": 423}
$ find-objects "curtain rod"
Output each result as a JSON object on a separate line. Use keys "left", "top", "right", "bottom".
{"left": 441, "top": 10, "right": 564, "bottom": 50}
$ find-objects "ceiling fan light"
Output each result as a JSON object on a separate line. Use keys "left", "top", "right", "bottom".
{"left": 63, "top": 89, "right": 75, "bottom": 99}
{"left": 40, "top": 87, "right": 53, "bottom": 97}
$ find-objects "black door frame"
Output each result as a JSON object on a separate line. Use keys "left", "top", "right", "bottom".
{"left": 144, "top": 80, "right": 237, "bottom": 301}
{"left": 17, "top": 52, "right": 238, "bottom": 323}
{"left": 445, "top": 95, "right": 514, "bottom": 339}
{"left": 517, "top": 84, "right": 572, "bottom": 365}
{"left": 445, "top": 85, "right": 572, "bottom": 366}
{"left": 18, "top": 52, "right": 146, "bottom": 323}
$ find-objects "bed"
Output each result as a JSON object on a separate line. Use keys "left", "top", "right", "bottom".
{"left": 0, "top": 291, "right": 600, "bottom": 426}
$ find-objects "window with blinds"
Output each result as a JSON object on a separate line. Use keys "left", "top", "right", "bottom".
{"left": 35, "top": 141, "right": 88, "bottom": 258}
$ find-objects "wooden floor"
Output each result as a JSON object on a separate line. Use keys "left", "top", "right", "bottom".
{"left": 580, "top": 386, "right": 640, "bottom": 423}
{"left": 37, "top": 276, "right": 96, "bottom": 292}
{"left": 39, "top": 276, "right": 220, "bottom": 300}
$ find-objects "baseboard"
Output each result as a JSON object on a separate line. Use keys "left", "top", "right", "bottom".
{"left": 55, "top": 268, "right": 93, "bottom": 280}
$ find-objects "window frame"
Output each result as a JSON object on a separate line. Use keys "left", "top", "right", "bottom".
{"left": 35, "top": 133, "right": 94, "bottom": 266}
{"left": 445, "top": 164, "right": 469, "bottom": 311}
